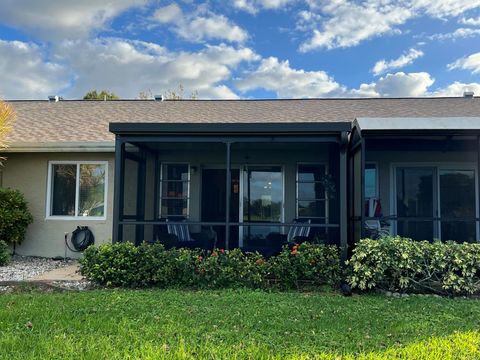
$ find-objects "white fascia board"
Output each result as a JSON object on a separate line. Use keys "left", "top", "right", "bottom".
{"left": 355, "top": 117, "right": 480, "bottom": 131}
{"left": 2, "top": 141, "right": 115, "bottom": 153}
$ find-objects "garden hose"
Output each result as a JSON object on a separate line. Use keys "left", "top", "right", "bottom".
{"left": 65, "top": 226, "right": 95, "bottom": 252}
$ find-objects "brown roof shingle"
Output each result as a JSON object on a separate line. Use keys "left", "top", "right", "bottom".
{"left": 6, "top": 97, "right": 480, "bottom": 144}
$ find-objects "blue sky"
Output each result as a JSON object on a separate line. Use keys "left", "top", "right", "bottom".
{"left": 0, "top": 0, "right": 479, "bottom": 99}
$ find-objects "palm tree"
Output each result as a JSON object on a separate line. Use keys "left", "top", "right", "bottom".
{"left": 0, "top": 100, "right": 15, "bottom": 165}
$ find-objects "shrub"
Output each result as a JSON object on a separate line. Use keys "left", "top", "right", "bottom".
{"left": 268, "top": 243, "right": 341, "bottom": 289}
{"left": 80, "top": 242, "right": 340, "bottom": 290}
{"left": 0, "top": 188, "right": 33, "bottom": 246}
{"left": 0, "top": 240, "right": 10, "bottom": 266}
{"left": 347, "top": 236, "right": 480, "bottom": 295}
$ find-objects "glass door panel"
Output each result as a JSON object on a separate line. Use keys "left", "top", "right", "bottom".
{"left": 439, "top": 170, "right": 477, "bottom": 243}
{"left": 242, "top": 166, "right": 283, "bottom": 247}
{"left": 396, "top": 167, "right": 435, "bottom": 241}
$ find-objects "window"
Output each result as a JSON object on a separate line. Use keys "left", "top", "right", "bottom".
{"left": 159, "top": 163, "right": 190, "bottom": 218}
{"left": 48, "top": 162, "right": 107, "bottom": 219}
{"left": 365, "top": 163, "right": 378, "bottom": 199}
{"left": 296, "top": 164, "right": 327, "bottom": 219}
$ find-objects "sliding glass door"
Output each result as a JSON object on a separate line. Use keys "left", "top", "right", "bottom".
{"left": 395, "top": 165, "right": 478, "bottom": 242}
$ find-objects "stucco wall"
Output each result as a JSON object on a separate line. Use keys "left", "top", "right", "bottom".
{"left": 1, "top": 152, "right": 115, "bottom": 258}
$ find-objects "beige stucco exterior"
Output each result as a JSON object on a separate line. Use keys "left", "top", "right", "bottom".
{"left": 1, "top": 152, "right": 115, "bottom": 258}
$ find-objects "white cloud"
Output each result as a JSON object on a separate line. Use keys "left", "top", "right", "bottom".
{"left": 152, "top": 3, "right": 248, "bottom": 43}
{"left": 299, "top": 1, "right": 411, "bottom": 51}
{"left": 448, "top": 52, "right": 480, "bottom": 74}
{"left": 372, "top": 48, "right": 424, "bottom": 76}
{"left": 431, "top": 82, "right": 480, "bottom": 96}
{"left": 299, "top": 0, "right": 480, "bottom": 51}
{"left": 351, "top": 72, "right": 434, "bottom": 97}
{"left": 0, "top": 40, "right": 70, "bottom": 99}
{"left": 460, "top": 17, "right": 480, "bottom": 25}
{"left": 428, "top": 27, "right": 480, "bottom": 40}
{"left": 236, "top": 57, "right": 344, "bottom": 97}
{"left": 54, "top": 39, "right": 258, "bottom": 99}
{"left": 233, "top": 0, "right": 295, "bottom": 14}
{"left": 0, "top": 0, "right": 147, "bottom": 40}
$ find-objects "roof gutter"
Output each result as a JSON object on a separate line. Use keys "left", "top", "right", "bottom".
{"left": 2, "top": 141, "right": 115, "bottom": 153}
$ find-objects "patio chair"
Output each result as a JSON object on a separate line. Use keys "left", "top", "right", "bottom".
{"left": 155, "top": 217, "right": 217, "bottom": 250}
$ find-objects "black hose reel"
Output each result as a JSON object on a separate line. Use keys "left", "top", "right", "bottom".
{"left": 65, "top": 226, "right": 95, "bottom": 252}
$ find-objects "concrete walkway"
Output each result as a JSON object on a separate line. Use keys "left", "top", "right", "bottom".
{"left": 30, "top": 263, "right": 83, "bottom": 281}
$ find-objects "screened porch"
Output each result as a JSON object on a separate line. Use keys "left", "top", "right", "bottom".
{"left": 110, "top": 123, "right": 349, "bottom": 257}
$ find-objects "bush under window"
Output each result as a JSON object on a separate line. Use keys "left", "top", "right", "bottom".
{"left": 0, "top": 240, "right": 10, "bottom": 266}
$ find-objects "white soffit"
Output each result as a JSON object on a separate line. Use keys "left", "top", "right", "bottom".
{"left": 355, "top": 117, "right": 480, "bottom": 132}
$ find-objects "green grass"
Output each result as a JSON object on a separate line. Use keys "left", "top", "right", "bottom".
{"left": 0, "top": 289, "right": 479, "bottom": 359}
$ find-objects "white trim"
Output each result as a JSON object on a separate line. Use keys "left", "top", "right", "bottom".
{"left": 356, "top": 117, "right": 480, "bottom": 131}
{"left": 4, "top": 141, "right": 115, "bottom": 153}
{"left": 391, "top": 162, "right": 479, "bottom": 242}
{"left": 46, "top": 160, "right": 109, "bottom": 221}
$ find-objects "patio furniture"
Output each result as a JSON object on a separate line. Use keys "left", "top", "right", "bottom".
{"left": 155, "top": 217, "right": 217, "bottom": 250}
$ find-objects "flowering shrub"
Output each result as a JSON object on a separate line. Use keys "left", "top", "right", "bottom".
{"left": 347, "top": 236, "right": 480, "bottom": 295}
{"left": 268, "top": 243, "right": 341, "bottom": 289}
{"left": 80, "top": 242, "right": 340, "bottom": 289}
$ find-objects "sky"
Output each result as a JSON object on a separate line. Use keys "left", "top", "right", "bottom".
{"left": 0, "top": 0, "right": 480, "bottom": 100}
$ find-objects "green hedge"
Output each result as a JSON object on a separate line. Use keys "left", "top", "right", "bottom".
{"left": 0, "top": 188, "right": 33, "bottom": 246}
{"left": 0, "top": 240, "right": 10, "bottom": 266}
{"left": 80, "top": 242, "right": 341, "bottom": 289}
{"left": 347, "top": 236, "right": 480, "bottom": 295}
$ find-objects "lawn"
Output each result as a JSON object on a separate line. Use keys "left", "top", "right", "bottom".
{"left": 0, "top": 289, "right": 479, "bottom": 359}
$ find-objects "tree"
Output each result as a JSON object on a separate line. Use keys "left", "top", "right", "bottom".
{"left": 83, "top": 90, "right": 119, "bottom": 100}
{"left": 138, "top": 85, "right": 198, "bottom": 100}
{"left": 0, "top": 100, "right": 15, "bottom": 166}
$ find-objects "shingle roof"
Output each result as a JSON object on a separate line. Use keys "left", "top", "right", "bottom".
{"left": 5, "top": 97, "right": 480, "bottom": 145}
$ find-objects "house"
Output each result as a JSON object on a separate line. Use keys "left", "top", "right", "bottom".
{"left": 1, "top": 96, "right": 480, "bottom": 259}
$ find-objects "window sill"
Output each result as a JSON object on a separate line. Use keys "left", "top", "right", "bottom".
{"left": 46, "top": 216, "right": 107, "bottom": 221}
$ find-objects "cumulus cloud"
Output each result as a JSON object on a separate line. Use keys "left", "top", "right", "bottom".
{"left": 54, "top": 39, "right": 258, "bottom": 99}
{"left": 233, "top": 0, "right": 295, "bottom": 14}
{"left": 152, "top": 3, "right": 248, "bottom": 43}
{"left": 299, "top": 0, "right": 480, "bottom": 51}
{"left": 448, "top": 52, "right": 480, "bottom": 74}
{"left": 0, "top": 40, "right": 70, "bottom": 99}
{"left": 236, "top": 57, "right": 344, "bottom": 97}
{"left": 431, "top": 82, "right": 480, "bottom": 96}
{"left": 351, "top": 72, "right": 435, "bottom": 97}
{"left": 460, "top": 17, "right": 480, "bottom": 25}
{"left": 0, "top": 0, "right": 147, "bottom": 40}
{"left": 372, "top": 48, "right": 424, "bottom": 76}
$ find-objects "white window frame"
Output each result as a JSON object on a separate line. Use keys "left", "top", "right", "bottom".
{"left": 158, "top": 162, "right": 191, "bottom": 218}
{"left": 46, "top": 160, "right": 108, "bottom": 220}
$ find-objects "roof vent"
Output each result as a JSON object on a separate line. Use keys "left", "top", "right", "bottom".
{"left": 154, "top": 94, "right": 164, "bottom": 101}
{"left": 464, "top": 91, "right": 474, "bottom": 98}
{"left": 48, "top": 95, "right": 61, "bottom": 102}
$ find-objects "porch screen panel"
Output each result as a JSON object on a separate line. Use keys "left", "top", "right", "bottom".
{"left": 396, "top": 167, "right": 435, "bottom": 241}
{"left": 159, "top": 164, "right": 190, "bottom": 218}
{"left": 440, "top": 170, "right": 476, "bottom": 243}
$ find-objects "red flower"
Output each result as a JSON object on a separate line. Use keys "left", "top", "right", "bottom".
{"left": 212, "top": 251, "right": 218, "bottom": 257}
{"left": 291, "top": 250, "right": 298, "bottom": 255}
{"left": 292, "top": 245, "right": 298, "bottom": 250}
{"left": 219, "top": 249, "right": 225, "bottom": 254}
{"left": 197, "top": 256, "right": 203, "bottom": 261}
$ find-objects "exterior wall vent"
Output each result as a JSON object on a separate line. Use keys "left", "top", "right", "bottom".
{"left": 154, "top": 95, "right": 164, "bottom": 101}
{"left": 464, "top": 91, "right": 474, "bottom": 98}
{"left": 48, "top": 95, "right": 61, "bottom": 102}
